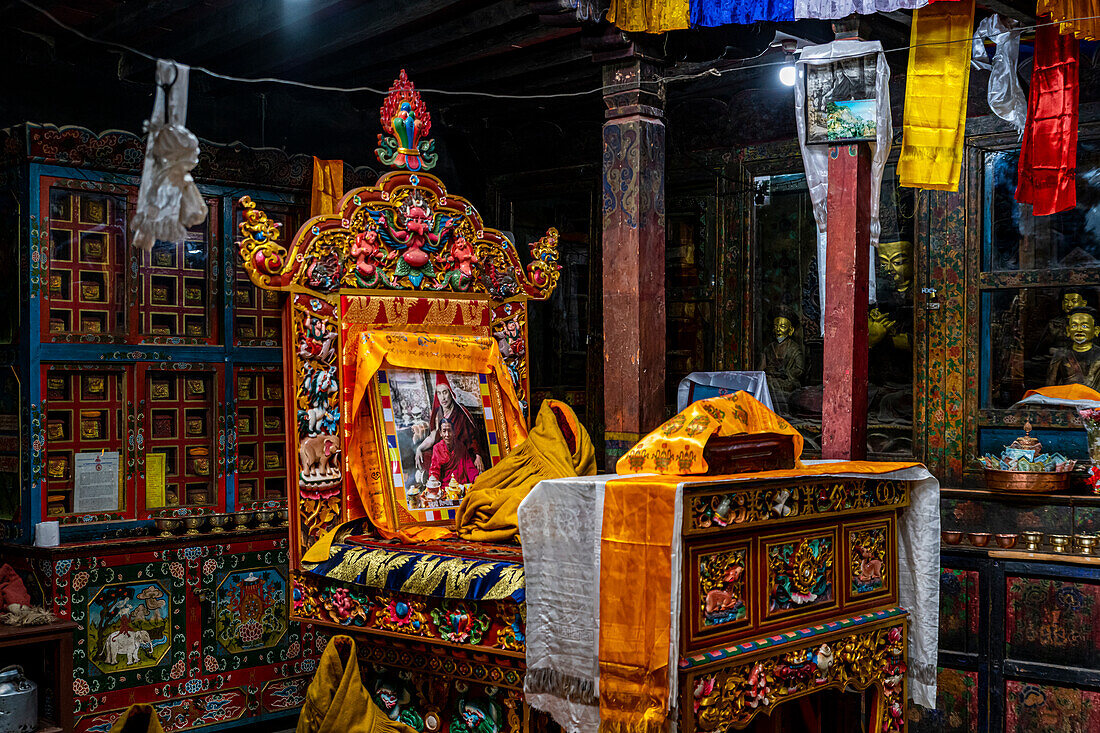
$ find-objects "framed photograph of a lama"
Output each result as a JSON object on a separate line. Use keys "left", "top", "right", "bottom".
{"left": 804, "top": 53, "right": 878, "bottom": 144}
{"left": 374, "top": 368, "right": 502, "bottom": 524}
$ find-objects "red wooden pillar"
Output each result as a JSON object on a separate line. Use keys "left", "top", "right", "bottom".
{"left": 822, "top": 144, "right": 871, "bottom": 460}
{"left": 601, "top": 59, "right": 666, "bottom": 464}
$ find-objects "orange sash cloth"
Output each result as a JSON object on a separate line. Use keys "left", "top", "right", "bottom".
{"left": 347, "top": 331, "right": 528, "bottom": 543}
{"left": 310, "top": 157, "right": 344, "bottom": 217}
{"left": 1022, "top": 383, "right": 1100, "bottom": 400}
{"left": 599, "top": 393, "right": 916, "bottom": 733}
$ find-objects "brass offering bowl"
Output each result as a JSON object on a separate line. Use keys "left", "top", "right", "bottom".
{"left": 277, "top": 508, "right": 289, "bottom": 527}
{"left": 941, "top": 530, "right": 963, "bottom": 545}
{"left": 183, "top": 515, "right": 204, "bottom": 535}
{"left": 207, "top": 514, "right": 229, "bottom": 533}
{"left": 967, "top": 532, "right": 991, "bottom": 548}
{"left": 983, "top": 468, "right": 1071, "bottom": 494}
{"left": 155, "top": 517, "right": 181, "bottom": 538}
{"left": 1021, "top": 531, "right": 1044, "bottom": 552}
{"left": 233, "top": 512, "right": 254, "bottom": 530}
{"left": 1076, "top": 534, "right": 1097, "bottom": 555}
{"left": 1049, "top": 534, "right": 1072, "bottom": 553}
{"left": 255, "top": 510, "right": 275, "bottom": 529}
{"left": 994, "top": 533, "right": 1018, "bottom": 549}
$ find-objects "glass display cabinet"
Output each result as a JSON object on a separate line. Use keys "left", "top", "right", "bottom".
{"left": 0, "top": 123, "right": 380, "bottom": 731}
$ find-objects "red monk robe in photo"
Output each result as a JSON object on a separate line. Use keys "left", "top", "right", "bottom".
{"left": 415, "top": 372, "right": 485, "bottom": 473}
{"left": 428, "top": 418, "right": 482, "bottom": 485}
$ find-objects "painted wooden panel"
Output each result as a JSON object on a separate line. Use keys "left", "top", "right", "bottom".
{"left": 939, "top": 568, "right": 979, "bottom": 655}
{"left": 1006, "top": 576, "right": 1100, "bottom": 668}
{"left": 1005, "top": 681, "right": 1100, "bottom": 732}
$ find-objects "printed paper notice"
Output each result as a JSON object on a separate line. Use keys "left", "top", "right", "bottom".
{"left": 146, "top": 452, "right": 166, "bottom": 508}
{"left": 73, "top": 451, "right": 120, "bottom": 514}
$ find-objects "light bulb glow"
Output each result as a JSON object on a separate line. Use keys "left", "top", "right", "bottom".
{"left": 779, "top": 63, "right": 796, "bottom": 87}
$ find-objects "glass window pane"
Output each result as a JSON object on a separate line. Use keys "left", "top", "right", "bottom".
{"left": 984, "top": 286, "right": 1100, "bottom": 407}
{"left": 986, "top": 142, "right": 1100, "bottom": 271}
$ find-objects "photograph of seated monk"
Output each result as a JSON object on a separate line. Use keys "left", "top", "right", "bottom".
{"left": 385, "top": 369, "right": 492, "bottom": 510}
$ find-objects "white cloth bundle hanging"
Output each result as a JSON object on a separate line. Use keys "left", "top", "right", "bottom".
{"left": 795, "top": 0, "right": 926, "bottom": 20}
{"left": 794, "top": 40, "right": 891, "bottom": 335}
{"left": 131, "top": 59, "right": 207, "bottom": 252}
{"left": 972, "top": 15, "right": 1027, "bottom": 138}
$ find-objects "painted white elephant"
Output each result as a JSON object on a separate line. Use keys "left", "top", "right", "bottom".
{"left": 103, "top": 629, "right": 153, "bottom": 666}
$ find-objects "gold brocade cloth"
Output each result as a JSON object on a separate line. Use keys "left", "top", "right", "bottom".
{"left": 599, "top": 393, "right": 917, "bottom": 733}
{"left": 347, "top": 331, "right": 528, "bottom": 544}
{"left": 457, "top": 399, "right": 597, "bottom": 543}
{"left": 897, "top": 0, "right": 975, "bottom": 191}
{"left": 1039, "top": 0, "right": 1100, "bottom": 39}
{"left": 310, "top": 157, "right": 344, "bottom": 217}
{"left": 297, "top": 636, "right": 419, "bottom": 733}
{"left": 607, "top": 0, "right": 689, "bottom": 32}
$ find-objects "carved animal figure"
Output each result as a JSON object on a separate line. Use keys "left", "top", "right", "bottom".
{"left": 704, "top": 563, "right": 744, "bottom": 615}
{"left": 300, "top": 434, "right": 341, "bottom": 479}
{"left": 103, "top": 629, "right": 153, "bottom": 666}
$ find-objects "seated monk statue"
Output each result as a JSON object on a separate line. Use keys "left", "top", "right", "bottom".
{"left": 1036, "top": 288, "right": 1091, "bottom": 360}
{"left": 756, "top": 312, "right": 805, "bottom": 412}
{"left": 1047, "top": 307, "right": 1100, "bottom": 390}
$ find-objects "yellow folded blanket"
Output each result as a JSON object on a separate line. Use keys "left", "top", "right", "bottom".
{"left": 456, "top": 399, "right": 596, "bottom": 543}
{"left": 297, "top": 635, "right": 419, "bottom": 733}
{"left": 1022, "top": 384, "right": 1100, "bottom": 401}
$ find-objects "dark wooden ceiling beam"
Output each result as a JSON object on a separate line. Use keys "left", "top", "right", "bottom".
{"left": 978, "top": 0, "right": 1035, "bottom": 23}
{"left": 303, "top": 0, "right": 534, "bottom": 83}
{"left": 230, "top": 0, "right": 502, "bottom": 78}
{"left": 317, "top": 16, "right": 578, "bottom": 86}
{"left": 415, "top": 35, "right": 593, "bottom": 90}
{"left": 88, "top": 0, "right": 217, "bottom": 41}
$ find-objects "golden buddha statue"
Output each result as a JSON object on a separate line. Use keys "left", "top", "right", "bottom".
{"left": 1047, "top": 308, "right": 1100, "bottom": 389}
{"left": 757, "top": 312, "right": 805, "bottom": 410}
{"left": 876, "top": 241, "right": 913, "bottom": 295}
{"left": 1036, "top": 289, "right": 1091, "bottom": 359}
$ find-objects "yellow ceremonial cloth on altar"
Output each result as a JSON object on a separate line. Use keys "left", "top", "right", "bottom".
{"left": 1023, "top": 384, "right": 1100, "bottom": 400}
{"left": 109, "top": 704, "right": 166, "bottom": 733}
{"left": 598, "top": 393, "right": 917, "bottom": 733}
{"left": 1039, "top": 0, "right": 1100, "bottom": 40}
{"left": 456, "top": 399, "right": 596, "bottom": 543}
{"left": 346, "top": 331, "right": 528, "bottom": 544}
{"left": 608, "top": 0, "right": 689, "bottom": 32}
{"left": 897, "top": 0, "right": 975, "bottom": 192}
{"left": 297, "top": 635, "right": 419, "bottom": 733}
{"left": 310, "top": 157, "right": 344, "bottom": 217}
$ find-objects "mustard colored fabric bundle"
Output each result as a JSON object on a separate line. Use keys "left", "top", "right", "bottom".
{"left": 457, "top": 399, "right": 596, "bottom": 543}
{"left": 608, "top": 0, "right": 690, "bottom": 32}
{"left": 109, "top": 705, "right": 166, "bottom": 733}
{"left": 297, "top": 635, "right": 419, "bottom": 733}
{"left": 615, "top": 391, "right": 805, "bottom": 475}
{"left": 897, "top": 0, "right": 975, "bottom": 191}
{"left": 1039, "top": 0, "right": 1100, "bottom": 40}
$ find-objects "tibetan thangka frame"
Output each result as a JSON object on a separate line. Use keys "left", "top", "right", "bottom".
{"left": 235, "top": 70, "right": 559, "bottom": 565}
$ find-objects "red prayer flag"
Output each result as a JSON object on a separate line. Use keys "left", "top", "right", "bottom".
{"left": 1017, "top": 19, "right": 1079, "bottom": 216}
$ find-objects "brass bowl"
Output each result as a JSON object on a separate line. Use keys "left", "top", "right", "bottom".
{"left": 1076, "top": 534, "right": 1097, "bottom": 555}
{"left": 1049, "top": 534, "right": 1072, "bottom": 553}
{"left": 1021, "top": 531, "right": 1044, "bottom": 552}
{"left": 941, "top": 530, "right": 963, "bottom": 545}
{"left": 277, "top": 508, "right": 289, "bottom": 527}
{"left": 233, "top": 512, "right": 254, "bottom": 530}
{"left": 255, "top": 510, "right": 275, "bottom": 529}
{"left": 994, "top": 533, "right": 1018, "bottom": 549}
{"left": 155, "top": 517, "right": 181, "bottom": 538}
{"left": 968, "top": 532, "right": 991, "bottom": 548}
{"left": 984, "top": 468, "right": 1071, "bottom": 494}
{"left": 207, "top": 513, "right": 229, "bottom": 533}
{"left": 182, "top": 515, "right": 204, "bottom": 535}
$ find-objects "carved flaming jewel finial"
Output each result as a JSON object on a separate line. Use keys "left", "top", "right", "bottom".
{"left": 376, "top": 70, "right": 438, "bottom": 172}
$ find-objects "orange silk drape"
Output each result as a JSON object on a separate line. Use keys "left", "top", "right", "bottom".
{"left": 347, "top": 331, "right": 528, "bottom": 543}
{"left": 310, "top": 157, "right": 344, "bottom": 217}
{"left": 598, "top": 393, "right": 917, "bottom": 733}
